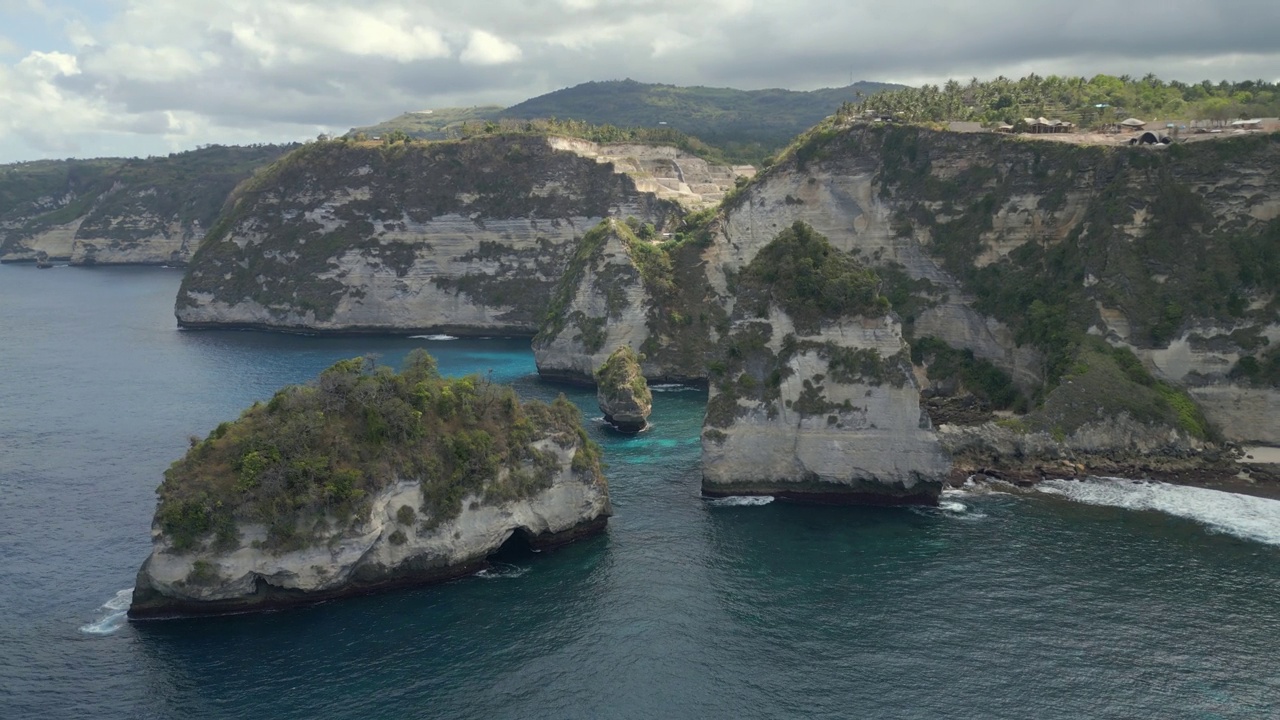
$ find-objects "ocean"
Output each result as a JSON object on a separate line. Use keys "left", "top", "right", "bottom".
{"left": 1, "top": 264, "right": 1278, "bottom": 719}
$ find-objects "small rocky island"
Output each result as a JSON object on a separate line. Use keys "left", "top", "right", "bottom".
{"left": 129, "top": 351, "right": 611, "bottom": 619}
{"left": 596, "top": 346, "right": 652, "bottom": 432}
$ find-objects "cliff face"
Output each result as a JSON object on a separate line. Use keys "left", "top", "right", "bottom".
{"left": 702, "top": 310, "right": 949, "bottom": 503}
{"left": 0, "top": 146, "right": 288, "bottom": 265}
{"left": 532, "top": 218, "right": 722, "bottom": 382}
{"left": 700, "top": 222, "right": 949, "bottom": 503}
{"left": 129, "top": 353, "right": 611, "bottom": 618}
{"left": 176, "top": 136, "right": 748, "bottom": 334}
{"left": 703, "top": 126, "right": 1280, "bottom": 444}
{"left": 131, "top": 438, "right": 609, "bottom": 618}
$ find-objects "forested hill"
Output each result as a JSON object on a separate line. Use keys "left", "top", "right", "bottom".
{"left": 499, "top": 79, "right": 900, "bottom": 160}
{"left": 0, "top": 144, "right": 294, "bottom": 263}
{"left": 350, "top": 79, "right": 902, "bottom": 164}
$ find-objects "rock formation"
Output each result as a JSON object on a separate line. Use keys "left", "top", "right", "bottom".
{"left": 700, "top": 222, "right": 949, "bottom": 504}
{"left": 595, "top": 346, "right": 652, "bottom": 432}
{"left": 0, "top": 146, "right": 288, "bottom": 266}
{"left": 175, "top": 135, "right": 750, "bottom": 334}
{"left": 129, "top": 351, "right": 611, "bottom": 619}
{"left": 702, "top": 123, "right": 1280, "bottom": 445}
{"left": 174, "top": 121, "right": 1280, "bottom": 494}
{"left": 533, "top": 217, "right": 721, "bottom": 383}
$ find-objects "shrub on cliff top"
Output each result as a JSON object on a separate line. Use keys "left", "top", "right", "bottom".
{"left": 741, "top": 221, "right": 888, "bottom": 332}
{"left": 156, "top": 350, "right": 604, "bottom": 553}
{"left": 595, "top": 346, "right": 652, "bottom": 406}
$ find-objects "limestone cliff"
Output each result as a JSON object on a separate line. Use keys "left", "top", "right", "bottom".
{"left": 0, "top": 146, "right": 288, "bottom": 266}
{"left": 129, "top": 352, "right": 610, "bottom": 618}
{"left": 176, "top": 135, "right": 749, "bottom": 334}
{"left": 532, "top": 218, "right": 723, "bottom": 382}
{"left": 700, "top": 124, "right": 1280, "bottom": 444}
{"left": 700, "top": 222, "right": 949, "bottom": 504}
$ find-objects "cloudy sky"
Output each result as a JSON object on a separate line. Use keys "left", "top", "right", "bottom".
{"left": 1, "top": 0, "right": 1277, "bottom": 162}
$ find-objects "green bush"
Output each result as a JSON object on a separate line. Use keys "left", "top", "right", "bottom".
{"left": 740, "top": 221, "right": 887, "bottom": 332}
{"left": 155, "top": 354, "right": 605, "bottom": 553}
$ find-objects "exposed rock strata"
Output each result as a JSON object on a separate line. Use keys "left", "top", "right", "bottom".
{"left": 699, "top": 223, "right": 949, "bottom": 504}
{"left": 176, "top": 136, "right": 750, "bottom": 334}
{"left": 700, "top": 125, "right": 1280, "bottom": 443}
{"left": 0, "top": 146, "right": 287, "bottom": 266}
{"left": 701, "top": 310, "right": 949, "bottom": 504}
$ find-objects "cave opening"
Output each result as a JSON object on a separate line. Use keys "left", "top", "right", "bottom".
{"left": 487, "top": 527, "right": 537, "bottom": 563}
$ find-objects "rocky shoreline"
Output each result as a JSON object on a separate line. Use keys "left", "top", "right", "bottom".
{"left": 128, "top": 516, "right": 608, "bottom": 620}
{"left": 949, "top": 453, "right": 1280, "bottom": 502}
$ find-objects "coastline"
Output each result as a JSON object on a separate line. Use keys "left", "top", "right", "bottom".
{"left": 949, "top": 451, "right": 1280, "bottom": 502}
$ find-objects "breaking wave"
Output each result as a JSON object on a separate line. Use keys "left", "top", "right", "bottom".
{"left": 476, "top": 563, "right": 530, "bottom": 580}
{"left": 1039, "top": 477, "right": 1280, "bottom": 547}
{"left": 79, "top": 589, "right": 132, "bottom": 635}
{"left": 705, "top": 496, "right": 775, "bottom": 507}
{"left": 410, "top": 334, "right": 459, "bottom": 341}
{"left": 650, "top": 383, "right": 696, "bottom": 393}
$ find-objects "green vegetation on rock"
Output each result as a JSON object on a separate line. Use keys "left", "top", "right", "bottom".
{"left": 911, "top": 336, "right": 1025, "bottom": 411}
{"left": 705, "top": 223, "right": 905, "bottom": 430}
{"left": 775, "top": 123, "right": 1280, "bottom": 395}
{"left": 536, "top": 216, "right": 724, "bottom": 378}
{"left": 1029, "top": 339, "right": 1215, "bottom": 440}
{"left": 738, "top": 221, "right": 888, "bottom": 333}
{"left": 595, "top": 346, "right": 652, "bottom": 408}
{"left": 156, "top": 350, "right": 604, "bottom": 553}
{"left": 0, "top": 145, "right": 291, "bottom": 256}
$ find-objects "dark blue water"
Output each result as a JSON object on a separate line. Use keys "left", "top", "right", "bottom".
{"left": 2, "top": 264, "right": 1279, "bottom": 719}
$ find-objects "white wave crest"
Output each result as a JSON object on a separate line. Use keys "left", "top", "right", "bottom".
{"left": 477, "top": 563, "right": 530, "bottom": 580}
{"left": 79, "top": 589, "right": 132, "bottom": 635}
{"left": 1039, "top": 478, "right": 1280, "bottom": 546}
{"left": 706, "top": 495, "right": 775, "bottom": 507}
{"left": 650, "top": 383, "right": 694, "bottom": 392}
{"left": 410, "top": 334, "right": 459, "bottom": 341}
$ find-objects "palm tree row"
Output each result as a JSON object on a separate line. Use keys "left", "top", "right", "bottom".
{"left": 848, "top": 74, "right": 1279, "bottom": 129}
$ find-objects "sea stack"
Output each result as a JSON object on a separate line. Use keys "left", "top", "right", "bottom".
{"left": 700, "top": 222, "right": 949, "bottom": 505}
{"left": 129, "top": 351, "right": 611, "bottom": 619}
{"left": 595, "top": 346, "right": 652, "bottom": 432}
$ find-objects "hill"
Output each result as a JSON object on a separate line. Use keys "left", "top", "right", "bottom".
{"left": 346, "top": 106, "right": 503, "bottom": 141}
{"left": 0, "top": 144, "right": 294, "bottom": 264}
{"left": 349, "top": 79, "right": 902, "bottom": 164}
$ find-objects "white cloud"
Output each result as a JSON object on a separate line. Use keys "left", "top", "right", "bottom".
{"left": 460, "top": 30, "right": 521, "bottom": 65}
{"left": 1, "top": 0, "right": 1279, "bottom": 162}
{"left": 0, "top": 35, "right": 18, "bottom": 56}
{"left": 81, "top": 43, "right": 213, "bottom": 82}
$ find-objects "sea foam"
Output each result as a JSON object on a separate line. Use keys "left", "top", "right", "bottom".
{"left": 705, "top": 496, "right": 775, "bottom": 507}
{"left": 1039, "top": 478, "right": 1280, "bottom": 547}
{"left": 476, "top": 563, "right": 530, "bottom": 580}
{"left": 79, "top": 589, "right": 132, "bottom": 635}
{"left": 410, "top": 334, "right": 459, "bottom": 341}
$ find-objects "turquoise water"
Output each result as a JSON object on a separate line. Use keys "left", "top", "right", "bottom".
{"left": 2, "top": 264, "right": 1279, "bottom": 719}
